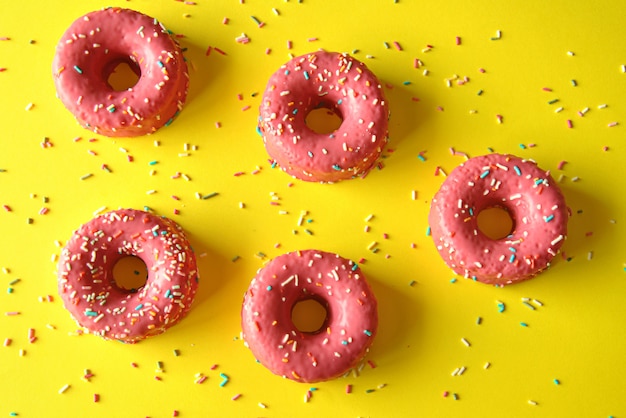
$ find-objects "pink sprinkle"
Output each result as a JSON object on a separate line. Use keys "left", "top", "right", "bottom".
{"left": 155, "top": 376, "right": 162, "bottom": 381}
{"left": 345, "top": 384, "right": 352, "bottom": 394}
{"left": 413, "top": 58, "right": 420, "bottom": 68}
{"left": 542, "top": 87, "right": 553, "bottom": 92}
{"left": 358, "top": 258, "right": 367, "bottom": 264}
{"left": 393, "top": 41, "right": 403, "bottom": 51}
{"left": 383, "top": 233, "right": 389, "bottom": 239}
{"left": 455, "top": 36, "right": 461, "bottom": 45}
{"left": 171, "top": 195, "right": 180, "bottom": 200}
{"left": 567, "top": 119, "right": 573, "bottom": 128}
{"left": 222, "top": 17, "right": 229, "bottom": 25}
{"left": 73, "top": 136, "right": 82, "bottom": 142}
{"left": 173, "top": 209, "right": 180, "bottom": 215}
{"left": 196, "top": 375, "right": 208, "bottom": 384}
{"left": 39, "top": 207, "right": 49, "bottom": 215}
{"left": 496, "top": 114, "right": 503, "bottom": 123}
{"left": 172, "top": 410, "right": 179, "bottom": 417}
{"left": 0, "top": 37, "right": 10, "bottom": 41}
{"left": 308, "top": 37, "right": 318, "bottom": 42}
{"left": 231, "top": 394, "right": 242, "bottom": 401}
{"left": 241, "top": 105, "right": 251, "bottom": 111}
{"left": 0, "top": 68, "right": 6, "bottom": 72}
{"left": 443, "top": 391, "right": 449, "bottom": 397}
{"left": 437, "top": 106, "right": 444, "bottom": 112}
{"left": 251, "top": 169, "right": 261, "bottom": 175}
{"left": 215, "top": 122, "right": 221, "bottom": 128}
{"left": 608, "top": 121, "right": 618, "bottom": 127}
{"left": 557, "top": 160, "right": 567, "bottom": 170}
{"left": 478, "top": 68, "right": 486, "bottom": 73}
{"left": 4, "top": 338, "right": 12, "bottom": 346}
{"left": 265, "top": 48, "right": 272, "bottom": 54}
{"left": 233, "top": 171, "right": 245, "bottom": 177}
{"left": 88, "top": 138, "right": 98, "bottom": 142}
{"left": 287, "top": 40, "right": 292, "bottom": 49}
{"left": 94, "top": 394, "right": 100, "bottom": 403}
{"left": 411, "top": 97, "right": 420, "bottom": 102}
{"left": 184, "top": 1, "right": 196, "bottom": 4}
{"left": 2, "top": 205, "right": 11, "bottom": 212}
{"left": 5, "top": 312, "right": 20, "bottom": 316}
{"left": 131, "top": 362, "right": 138, "bottom": 368}
{"left": 127, "top": 155, "right": 134, "bottom": 162}
{"left": 210, "top": 364, "right": 219, "bottom": 370}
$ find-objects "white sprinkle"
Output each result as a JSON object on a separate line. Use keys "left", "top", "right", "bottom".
{"left": 461, "top": 338, "right": 471, "bottom": 347}
{"left": 58, "top": 384, "right": 70, "bottom": 394}
{"left": 528, "top": 400, "right": 538, "bottom": 406}
{"left": 587, "top": 251, "right": 593, "bottom": 260}
{"left": 484, "top": 362, "right": 491, "bottom": 369}
{"left": 550, "top": 235, "right": 564, "bottom": 246}
{"left": 258, "top": 402, "right": 267, "bottom": 409}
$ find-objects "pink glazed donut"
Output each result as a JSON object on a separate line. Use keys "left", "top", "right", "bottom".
{"left": 57, "top": 209, "right": 199, "bottom": 343}
{"left": 52, "top": 8, "right": 189, "bottom": 137}
{"left": 241, "top": 250, "right": 378, "bottom": 382}
{"left": 259, "top": 51, "right": 390, "bottom": 182}
{"left": 428, "top": 153, "right": 569, "bottom": 285}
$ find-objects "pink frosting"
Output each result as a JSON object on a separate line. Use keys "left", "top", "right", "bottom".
{"left": 259, "top": 51, "right": 389, "bottom": 182}
{"left": 241, "top": 250, "right": 378, "bottom": 382}
{"left": 52, "top": 8, "right": 189, "bottom": 137}
{"left": 429, "top": 153, "right": 569, "bottom": 285}
{"left": 57, "top": 209, "right": 199, "bottom": 343}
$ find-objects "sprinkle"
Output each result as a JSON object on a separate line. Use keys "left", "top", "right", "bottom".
{"left": 461, "top": 338, "right": 471, "bottom": 347}
{"left": 393, "top": 41, "right": 403, "bottom": 51}
{"left": 484, "top": 362, "right": 491, "bottom": 369}
{"left": 80, "top": 173, "right": 93, "bottom": 180}
{"left": 202, "top": 192, "right": 219, "bottom": 200}
{"left": 567, "top": 51, "right": 575, "bottom": 56}
{"left": 608, "top": 122, "right": 618, "bottom": 127}
{"left": 94, "top": 394, "right": 100, "bottom": 403}
{"left": 73, "top": 65, "right": 83, "bottom": 74}
{"left": 345, "top": 384, "right": 352, "bottom": 394}
{"left": 528, "top": 400, "right": 538, "bottom": 406}
{"left": 258, "top": 403, "right": 267, "bottom": 409}
{"left": 219, "top": 373, "right": 229, "bottom": 387}
{"left": 553, "top": 379, "right": 560, "bottom": 385}
{"left": 497, "top": 301, "right": 505, "bottom": 313}
{"left": 58, "top": 384, "right": 70, "bottom": 394}
{"left": 520, "top": 322, "right": 529, "bottom": 327}
{"left": 567, "top": 119, "right": 573, "bottom": 128}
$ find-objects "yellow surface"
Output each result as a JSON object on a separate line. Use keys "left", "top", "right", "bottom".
{"left": 1, "top": 1, "right": 625, "bottom": 416}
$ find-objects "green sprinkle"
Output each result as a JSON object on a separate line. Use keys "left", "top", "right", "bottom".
{"left": 548, "top": 98, "right": 560, "bottom": 105}
{"left": 9, "top": 278, "right": 20, "bottom": 286}
{"left": 477, "top": 89, "right": 484, "bottom": 96}
{"left": 304, "top": 229, "right": 313, "bottom": 235}
{"left": 365, "top": 389, "right": 376, "bottom": 393}
{"left": 80, "top": 173, "right": 93, "bottom": 180}
{"left": 231, "top": 255, "right": 240, "bottom": 262}
{"left": 173, "top": 349, "right": 180, "bottom": 357}
{"left": 203, "top": 192, "right": 219, "bottom": 200}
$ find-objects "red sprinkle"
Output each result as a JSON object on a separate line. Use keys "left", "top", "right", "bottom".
{"left": 94, "top": 393, "right": 100, "bottom": 403}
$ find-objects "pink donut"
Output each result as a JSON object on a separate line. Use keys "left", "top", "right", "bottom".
{"left": 428, "top": 153, "right": 569, "bottom": 285}
{"left": 241, "top": 250, "right": 378, "bottom": 382}
{"left": 57, "top": 209, "right": 199, "bottom": 343}
{"left": 259, "top": 51, "right": 389, "bottom": 182}
{"left": 52, "top": 8, "right": 189, "bottom": 137}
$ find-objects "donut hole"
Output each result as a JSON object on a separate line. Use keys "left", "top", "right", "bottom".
{"left": 291, "top": 298, "right": 328, "bottom": 334}
{"left": 305, "top": 104, "right": 343, "bottom": 135}
{"left": 477, "top": 206, "right": 515, "bottom": 240}
{"left": 106, "top": 58, "right": 141, "bottom": 92}
{"left": 112, "top": 256, "right": 148, "bottom": 292}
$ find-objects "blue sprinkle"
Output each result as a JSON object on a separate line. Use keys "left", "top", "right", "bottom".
{"left": 509, "top": 254, "right": 516, "bottom": 263}
{"left": 469, "top": 208, "right": 474, "bottom": 216}
{"left": 292, "top": 108, "right": 298, "bottom": 115}
{"left": 351, "top": 263, "right": 358, "bottom": 271}
{"left": 403, "top": 80, "right": 412, "bottom": 85}
{"left": 337, "top": 99, "right": 343, "bottom": 105}
{"left": 135, "top": 304, "right": 143, "bottom": 310}
{"left": 520, "top": 322, "right": 529, "bottom": 327}
{"left": 426, "top": 226, "right": 431, "bottom": 236}
{"left": 545, "top": 214, "right": 555, "bottom": 222}
{"left": 480, "top": 170, "right": 490, "bottom": 179}
{"left": 73, "top": 65, "right": 83, "bottom": 74}
{"left": 307, "top": 151, "right": 314, "bottom": 157}
{"left": 284, "top": 70, "right": 290, "bottom": 75}
{"left": 513, "top": 165, "right": 522, "bottom": 176}
{"left": 271, "top": 161, "right": 278, "bottom": 169}
{"left": 450, "top": 278, "right": 457, "bottom": 283}
{"left": 341, "top": 340, "right": 349, "bottom": 345}
{"left": 519, "top": 144, "right": 527, "bottom": 149}
{"left": 85, "top": 310, "right": 98, "bottom": 317}
{"left": 332, "top": 164, "right": 341, "bottom": 171}
{"left": 256, "top": 125, "right": 262, "bottom": 136}
{"left": 266, "top": 285, "right": 273, "bottom": 291}
{"left": 303, "top": 71, "right": 310, "bottom": 80}
{"left": 165, "top": 289, "right": 172, "bottom": 298}
{"left": 509, "top": 247, "right": 517, "bottom": 252}
{"left": 363, "top": 329, "right": 372, "bottom": 337}
{"left": 157, "top": 61, "right": 164, "bottom": 68}
{"left": 417, "top": 154, "right": 426, "bottom": 162}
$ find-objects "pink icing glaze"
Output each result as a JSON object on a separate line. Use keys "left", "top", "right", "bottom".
{"left": 52, "top": 8, "right": 189, "bottom": 137}
{"left": 57, "top": 209, "right": 199, "bottom": 343}
{"left": 259, "top": 51, "right": 389, "bottom": 182}
{"left": 428, "top": 153, "right": 569, "bottom": 285}
{"left": 241, "top": 250, "right": 378, "bottom": 383}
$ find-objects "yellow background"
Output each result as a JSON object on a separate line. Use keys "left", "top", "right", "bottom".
{"left": 1, "top": 0, "right": 625, "bottom": 416}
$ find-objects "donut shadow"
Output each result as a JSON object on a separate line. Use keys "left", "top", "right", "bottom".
{"left": 177, "top": 38, "right": 231, "bottom": 111}
{"left": 366, "top": 272, "right": 426, "bottom": 366}
{"left": 552, "top": 183, "right": 612, "bottom": 268}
